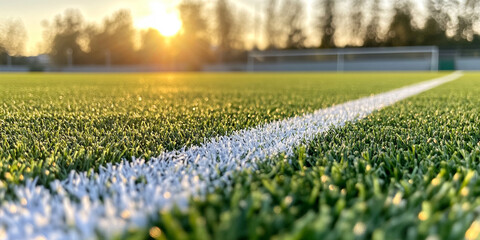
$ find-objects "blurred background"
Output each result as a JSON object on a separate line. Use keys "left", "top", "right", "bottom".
{"left": 1, "top": 0, "right": 480, "bottom": 72}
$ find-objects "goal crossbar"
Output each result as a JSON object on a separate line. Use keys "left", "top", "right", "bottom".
{"left": 247, "top": 46, "right": 439, "bottom": 72}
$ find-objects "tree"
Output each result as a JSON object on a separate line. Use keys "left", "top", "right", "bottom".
{"left": 385, "top": 0, "right": 417, "bottom": 47}
{"left": 418, "top": 0, "right": 449, "bottom": 47}
{"left": 454, "top": 0, "right": 480, "bottom": 45}
{"left": 0, "top": 19, "right": 28, "bottom": 56}
{"left": 265, "top": 0, "right": 280, "bottom": 49}
{"left": 215, "top": 0, "right": 244, "bottom": 62}
{"left": 363, "top": 0, "right": 381, "bottom": 47}
{"left": 280, "top": 0, "right": 307, "bottom": 49}
{"left": 88, "top": 10, "right": 137, "bottom": 65}
{"left": 138, "top": 28, "right": 165, "bottom": 65}
{"left": 43, "top": 9, "right": 87, "bottom": 65}
{"left": 318, "top": 0, "right": 336, "bottom": 48}
{"left": 176, "top": 0, "right": 213, "bottom": 69}
{"left": 349, "top": 0, "right": 364, "bottom": 45}
{"left": 179, "top": 0, "right": 209, "bottom": 42}
{"left": 215, "top": 0, "right": 233, "bottom": 61}
{"left": 0, "top": 45, "right": 7, "bottom": 65}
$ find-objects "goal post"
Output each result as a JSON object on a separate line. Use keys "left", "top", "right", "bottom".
{"left": 247, "top": 46, "right": 439, "bottom": 72}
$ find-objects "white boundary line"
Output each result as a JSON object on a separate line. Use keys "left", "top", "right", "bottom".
{"left": 0, "top": 72, "right": 463, "bottom": 239}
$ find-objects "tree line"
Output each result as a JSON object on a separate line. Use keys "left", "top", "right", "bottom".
{"left": 38, "top": 0, "right": 248, "bottom": 69}
{"left": 1, "top": 0, "right": 480, "bottom": 67}
{"left": 0, "top": 19, "right": 28, "bottom": 65}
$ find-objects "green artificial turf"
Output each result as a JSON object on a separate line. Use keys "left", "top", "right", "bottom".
{"left": 133, "top": 74, "right": 480, "bottom": 240}
{"left": 0, "top": 72, "right": 439, "bottom": 187}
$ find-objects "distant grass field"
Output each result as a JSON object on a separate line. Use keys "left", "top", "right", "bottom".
{"left": 0, "top": 72, "right": 442, "bottom": 189}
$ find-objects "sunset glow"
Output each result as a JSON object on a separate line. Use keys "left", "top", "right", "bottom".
{"left": 136, "top": 1, "right": 182, "bottom": 37}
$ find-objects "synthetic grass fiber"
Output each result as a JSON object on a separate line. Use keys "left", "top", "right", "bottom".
{"left": 141, "top": 73, "right": 480, "bottom": 240}
{"left": 0, "top": 72, "right": 438, "bottom": 187}
{"left": 0, "top": 72, "right": 466, "bottom": 239}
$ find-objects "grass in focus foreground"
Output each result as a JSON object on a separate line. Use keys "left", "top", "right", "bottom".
{"left": 0, "top": 72, "right": 438, "bottom": 188}
{"left": 137, "top": 74, "right": 480, "bottom": 240}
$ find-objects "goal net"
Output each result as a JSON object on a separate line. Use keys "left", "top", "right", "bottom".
{"left": 247, "top": 46, "right": 439, "bottom": 72}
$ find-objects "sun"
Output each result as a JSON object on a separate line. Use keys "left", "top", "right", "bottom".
{"left": 136, "top": 2, "right": 182, "bottom": 37}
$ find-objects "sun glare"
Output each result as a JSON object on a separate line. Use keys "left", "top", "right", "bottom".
{"left": 136, "top": 1, "right": 182, "bottom": 37}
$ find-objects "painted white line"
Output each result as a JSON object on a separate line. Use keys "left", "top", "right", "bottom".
{"left": 0, "top": 72, "right": 462, "bottom": 239}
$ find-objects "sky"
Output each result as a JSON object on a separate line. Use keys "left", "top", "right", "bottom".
{"left": 0, "top": 0, "right": 179, "bottom": 55}
{"left": 0, "top": 0, "right": 316, "bottom": 56}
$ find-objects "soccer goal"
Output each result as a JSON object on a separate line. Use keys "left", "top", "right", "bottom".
{"left": 247, "top": 46, "right": 439, "bottom": 72}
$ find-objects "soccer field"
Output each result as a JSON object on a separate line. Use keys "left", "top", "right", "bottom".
{"left": 2, "top": 72, "right": 479, "bottom": 239}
